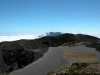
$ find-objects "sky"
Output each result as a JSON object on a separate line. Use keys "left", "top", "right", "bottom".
{"left": 0, "top": 0, "right": 100, "bottom": 41}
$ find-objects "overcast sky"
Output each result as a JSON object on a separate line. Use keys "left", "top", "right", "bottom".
{"left": 0, "top": 0, "right": 100, "bottom": 38}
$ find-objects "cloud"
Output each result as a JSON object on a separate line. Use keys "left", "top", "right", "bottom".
{"left": 93, "top": 34, "right": 100, "bottom": 38}
{"left": 0, "top": 35, "right": 38, "bottom": 42}
{"left": 0, "top": 33, "right": 99, "bottom": 43}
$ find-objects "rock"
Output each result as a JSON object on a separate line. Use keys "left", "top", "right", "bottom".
{"left": 17, "top": 51, "right": 34, "bottom": 68}
{"left": 0, "top": 43, "right": 34, "bottom": 74}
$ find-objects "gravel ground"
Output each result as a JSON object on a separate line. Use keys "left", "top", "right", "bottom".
{"left": 9, "top": 46, "right": 67, "bottom": 75}
{"left": 64, "top": 45, "right": 100, "bottom": 61}
{"left": 9, "top": 45, "right": 100, "bottom": 75}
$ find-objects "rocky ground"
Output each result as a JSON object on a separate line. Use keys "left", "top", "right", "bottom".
{"left": 47, "top": 45, "right": 100, "bottom": 75}
{"left": 0, "top": 33, "right": 100, "bottom": 75}
{"left": 47, "top": 63, "right": 100, "bottom": 75}
{"left": 9, "top": 45, "right": 100, "bottom": 75}
{"left": 0, "top": 43, "right": 35, "bottom": 74}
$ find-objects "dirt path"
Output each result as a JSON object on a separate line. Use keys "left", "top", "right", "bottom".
{"left": 9, "top": 45, "right": 100, "bottom": 75}
{"left": 9, "top": 46, "right": 67, "bottom": 75}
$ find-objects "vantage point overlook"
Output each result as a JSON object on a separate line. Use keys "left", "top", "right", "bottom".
{"left": 0, "top": 0, "right": 100, "bottom": 75}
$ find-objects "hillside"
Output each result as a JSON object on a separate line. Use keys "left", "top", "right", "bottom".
{"left": 0, "top": 33, "right": 100, "bottom": 74}
{"left": 0, "top": 33, "right": 99, "bottom": 50}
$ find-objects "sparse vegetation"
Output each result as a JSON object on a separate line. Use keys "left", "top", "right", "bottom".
{"left": 64, "top": 50, "right": 98, "bottom": 62}
{"left": 47, "top": 49, "right": 100, "bottom": 75}
{"left": 47, "top": 63, "right": 100, "bottom": 75}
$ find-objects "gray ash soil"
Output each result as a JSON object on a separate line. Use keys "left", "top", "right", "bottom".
{"left": 10, "top": 45, "right": 100, "bottom": 75}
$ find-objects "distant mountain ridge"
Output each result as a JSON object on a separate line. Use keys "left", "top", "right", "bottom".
{"left": 0, "top": 33, "right": 100, "bottom": 50}
{"left": 0, "top": 32, "right": 62, "bottom": 42}
{"left": 38, "top": 32, "right": 62, "bottom": 38}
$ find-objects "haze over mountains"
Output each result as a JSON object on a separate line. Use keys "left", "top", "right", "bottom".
{"left": 0, "top": 32, "right": 62, "bottom": 42}
{"left": 0, "top": 32, "right": 99, "bottom": 42}
{"left": 0, "top": 35, "right": 37, "bottom": 42}
{"left": 38, "top": 32, "right": 62, "bottom": 37}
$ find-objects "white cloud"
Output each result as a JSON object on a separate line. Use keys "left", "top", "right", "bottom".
{"left": 92, "top": 34, "right": 100, "bottom": 38}
{"left": 0, "top": 32, "right": 99, "bottom": 43}
{"left": 0, "top": 35, "right": 38, "bottom": 42}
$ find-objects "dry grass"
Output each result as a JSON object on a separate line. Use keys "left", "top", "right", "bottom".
{"left": 64, "top": 50, "right": 98, "bottom": 63}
